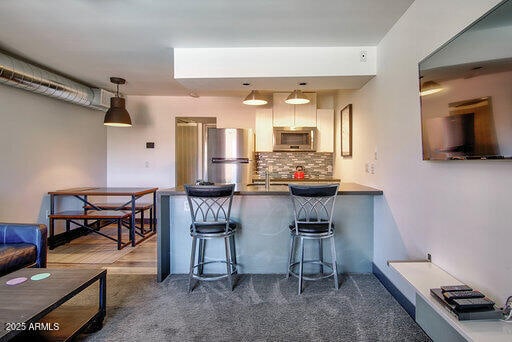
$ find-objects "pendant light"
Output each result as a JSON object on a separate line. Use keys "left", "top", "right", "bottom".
{"left": 285, "top": 89, "right": 310, "bottom": 105}
{"left": 420, "top": 81, "right": 443, "bottom": 96}
{"left": 104, "top": 77, "right": 132, "bottom": 127}
{"left": 243, "top": 90, "right": 268, "bottom": 106}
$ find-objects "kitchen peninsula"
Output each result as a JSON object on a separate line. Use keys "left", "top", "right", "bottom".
{"left": 157, "top": 183, "right": 382, "bottom": 281}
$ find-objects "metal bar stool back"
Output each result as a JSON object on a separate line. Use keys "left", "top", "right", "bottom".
{"left": 185, "top": 184, "right": 237, "bottom": 292}
{"left": 288, "top": 184, "right": 339, "bottom": 294}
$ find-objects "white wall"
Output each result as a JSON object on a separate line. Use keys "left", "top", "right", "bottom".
{"left": 0, "top": 85, "right": 107, "bottom": 227}
{"left": 335, "top": 0, "right": 512, "bottom": 305}
{"left": 108, "top": 94, "right": 336, "bottom": 188}
{"left": 174, "top": 47, "right": 377, "bottom": 78}
{"left": 107, "top": 96, "right": 257, "bottom": 188}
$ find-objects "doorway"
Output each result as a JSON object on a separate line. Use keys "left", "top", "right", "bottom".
{"left": 175, "top": 117, "right": 216, "bottom": 187}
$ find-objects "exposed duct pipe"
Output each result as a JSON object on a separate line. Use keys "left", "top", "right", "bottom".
{"left": 0, "top": 51, "right": 111, "bottom": 110}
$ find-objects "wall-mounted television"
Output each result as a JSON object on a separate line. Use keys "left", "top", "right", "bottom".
{"left": 419, "top": 0, "right": 512, "bottom": 160}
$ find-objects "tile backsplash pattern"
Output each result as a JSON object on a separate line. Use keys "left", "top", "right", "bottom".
{"left": 255, "top": 152, "right": 334, "bottom": 179}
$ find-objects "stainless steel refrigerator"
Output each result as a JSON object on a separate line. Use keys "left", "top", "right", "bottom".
{"left": 206, "top": 128, "right": 254, "bottom": 185}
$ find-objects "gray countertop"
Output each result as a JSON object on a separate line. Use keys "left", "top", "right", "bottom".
{"left": 158, "top": 182, "right": 383, "bottom": 196}
{"left": 252, "top": 177, "right": 341, "bottom": 183}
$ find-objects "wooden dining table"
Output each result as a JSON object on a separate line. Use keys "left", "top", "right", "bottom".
{"left": 48, "top": 187, "right": 158, "bottom": 248}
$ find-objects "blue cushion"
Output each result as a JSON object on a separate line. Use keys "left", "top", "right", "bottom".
{"left": 0, "top": 223, "right": 47, "bottom": 269}
{"left": 0, "top": 243, "right": 37, "bottom": 276}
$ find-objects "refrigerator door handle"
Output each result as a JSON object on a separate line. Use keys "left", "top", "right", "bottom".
{"left": 211, "top": 157, "right": 250, "bottom": 164}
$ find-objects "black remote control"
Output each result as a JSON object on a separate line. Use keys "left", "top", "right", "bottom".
{"left": 440, "top": 285, "right": 472, "bottom": 292}
{"left": 453, "top": 297, "right": 495, "bottom": 310}
{"left": 443, "top": 291, "right": 484, "bottom": 301}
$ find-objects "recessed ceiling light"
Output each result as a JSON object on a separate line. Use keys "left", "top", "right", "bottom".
{"left": 242, "top": 82, "right": 251, "bottom": 86}
{"left": 188, "top": 91, "right": 199, "bottom": 98}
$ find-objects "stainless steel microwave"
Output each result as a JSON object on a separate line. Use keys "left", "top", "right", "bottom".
{"left": 273, "top": 127, "right": 316, "bottom": 152}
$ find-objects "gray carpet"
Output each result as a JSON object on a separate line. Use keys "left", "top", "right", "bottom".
{"left": 77, "top": 274, "right": 430, "bottom": 342}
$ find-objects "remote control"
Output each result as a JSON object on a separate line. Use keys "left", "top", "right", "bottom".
{"left": 440, "top": 285, "right": 472, "bottom": 292}
{"left": 453, "top": 297, "right": 495, "bottom": 310}
{"left": 443, "top": 291, "right": 484, "bottom": 301}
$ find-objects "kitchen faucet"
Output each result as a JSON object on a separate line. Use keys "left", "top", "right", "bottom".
{"left": 264, "top": 168, "right": 270, "bottom": 190}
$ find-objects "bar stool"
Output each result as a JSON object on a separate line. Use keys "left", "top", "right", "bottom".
{"left": 287, "top": 184, "right": 340, "bottom": 294}
{"left": 185, "top": 184, "right": 238, "bottom": 292}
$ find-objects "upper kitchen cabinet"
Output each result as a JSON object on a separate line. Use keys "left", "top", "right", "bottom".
{"left": 272, "top": 93, "right": 295, "bottom": 127}
{"left": 272, "top": 93, "right": 317, "bottom": 127}
{"left": 255, "top": 108, "right": 273, "bottom": 152}
{"left": 294, "top": 93, "right": 317, "bottom": 127}
{"left": 316, "top": 109, "right": 334, "bottom": 152}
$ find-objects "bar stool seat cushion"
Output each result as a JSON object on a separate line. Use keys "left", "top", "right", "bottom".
{"left": 190, "top": 222, "right": 237, "bottom": 234}
{"left": 289, "top": 220, "right": 333, "bottom": 233}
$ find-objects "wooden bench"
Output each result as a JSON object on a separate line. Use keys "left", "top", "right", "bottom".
{"left": 83, "top": 202, "right": 155, "bottom": 234}
{"left": 49, "top": 210, "right": 132, "bottom": 250}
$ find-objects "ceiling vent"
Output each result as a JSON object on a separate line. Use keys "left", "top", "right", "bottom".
{"left": 0, "top": 51, "right": 112, "bottom": 111}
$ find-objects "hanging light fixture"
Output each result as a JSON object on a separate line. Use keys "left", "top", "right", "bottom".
{"left": 285, "top": 89, "right": 310, "bottom": 105}
{"left": 243, "top": 90, "right": 268, "bottom": 106}
{"left": 104, "top": 77, "right": 132, "bottom": 127}
{"left": 420, "top": 80, "right": 443, "bottom": 96}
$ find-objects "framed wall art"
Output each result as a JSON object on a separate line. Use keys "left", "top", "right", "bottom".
{"left": 341, "top": 104, "right": 352, "bottom": 157}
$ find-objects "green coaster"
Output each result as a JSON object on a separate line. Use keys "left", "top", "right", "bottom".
{"left": 30, "top": 273, "right": 51, "bottom": 281}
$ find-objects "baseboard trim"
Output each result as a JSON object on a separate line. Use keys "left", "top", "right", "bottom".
{"left": 49, "top": 219, "right": 156, "bottom": 248}
{"left": 49, "top": 227, "right": 89, "bottom": 248}
{"left": 372, "top": 262, "right": 416, "bottom": 319}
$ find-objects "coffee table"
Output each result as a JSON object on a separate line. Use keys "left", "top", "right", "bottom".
{"left": 0, "top": 268, "right": 106, "bottom": 341}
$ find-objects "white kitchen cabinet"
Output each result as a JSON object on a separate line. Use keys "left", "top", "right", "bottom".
{"left": 255, "top": 108, "right": 273, "bottom": 152}
{"left": 272, "top": 92, "right": 317, "bottom": 127}
{"left": 294, "top": 93, "right": 317, "bottom": 127}
{"left": 272, "top": 93, "right": 295, "bottom": 127}
{"left": 316, "top": 109, "right": 334, "bottom": 152}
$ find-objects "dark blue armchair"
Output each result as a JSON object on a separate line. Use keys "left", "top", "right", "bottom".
{"left": 0, "top": 223, "right": 47, "bottom": 276}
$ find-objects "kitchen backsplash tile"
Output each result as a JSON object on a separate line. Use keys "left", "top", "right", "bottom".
{"left": 255, "top": 152, "right": 334, "bottom": 179}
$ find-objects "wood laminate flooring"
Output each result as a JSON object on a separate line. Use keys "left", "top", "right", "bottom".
{"left": 47, "top": 226, "right": 156, "bottom": 275}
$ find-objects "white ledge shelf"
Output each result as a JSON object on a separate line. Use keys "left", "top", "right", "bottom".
{"left": 389, "top": 261, "right": 512, "bottom": 342}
